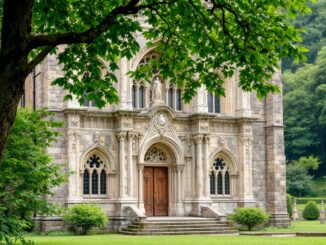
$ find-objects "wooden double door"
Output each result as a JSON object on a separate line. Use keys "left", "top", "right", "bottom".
{"left": 143, "top": 167, "right": 168, "bottom": 216}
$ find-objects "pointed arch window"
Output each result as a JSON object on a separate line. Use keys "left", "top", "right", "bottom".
{"left": 92, "top": 171, "right": 98, "bottom": 194}
{"left": 83, "top": 154, "right": 108, "bottom": 196}
{"left": 210, "top": 172, "right": 216, "bottom": 195}
{"left": 83, "top": 170, "right": 90, "bottom": 195}
{"left": 225, "top": 171, "right": 230, "bottom": 195}
{"left": 100, "top": 170, "right": 107, "bottom": 195}
{"left": 207, "top": 91, "right": 220, "bottom": 113}
{"left": 209, "top": 157, "right": 232, "bottom": 196}
{"left": 168, "top": 86, "right": 173, "bottom": 108}
{"left": 176, "top": 89, "right": 182, "bottom": 111}
{"left": 139, "top": 85, "right": 145, "bottom": 108}
{"left": 132, "top": 83, "right": 137, "bottom": 108}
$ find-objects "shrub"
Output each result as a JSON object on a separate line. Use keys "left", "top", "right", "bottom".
{"left": 230, "top": 208, "right": 270, "bottom": 231}
{"left": 287, "top": 194, "right": 293, "bottom": 218}
{"left": 64, "top": 204, "right": 108, "bottom": 235}
{"left": 302, "top": 201, "right": 320, "bottom": 220}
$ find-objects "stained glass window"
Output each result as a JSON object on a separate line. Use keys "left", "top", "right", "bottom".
{"left": 139, "top": 85, "right": 145, "bottom": 108}
{"left": 100, "top": 170, "right": 106, "bottom": 195}
{"left": 210, "top": 157, "right": 231, "bottom": 196}
{"left": 83, "top": 170, "right": 90, "bottom": 195}
{"left": 83, "top": 154, "right": 107, "bottom": 196}
{"left": 176, "top": 89, "right": 182, "bottom": 111}
{"left": 210, "top": 172, "right": 216, "bottom": 195}
{"left": 132, "top": 84, "right": 136, "bottom": 108}
{"left": 168, "top": 87, "right": 173, "bottom": 108}
{"left": 217, "top": 172, "right": 223, "bottom": 194}
{"left": 225, "top": 171, "right": 230, "bottom": 195}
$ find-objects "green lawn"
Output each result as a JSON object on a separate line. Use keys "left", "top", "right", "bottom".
{"left": 24, "top": 234, "right": 326, "bottom": 245}
{"left": 261, "top": 220, "right": 326, "bottom": 233}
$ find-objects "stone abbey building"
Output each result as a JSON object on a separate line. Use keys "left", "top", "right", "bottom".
{"left": 23, "top": 38, "right": 289, "bottom": 230}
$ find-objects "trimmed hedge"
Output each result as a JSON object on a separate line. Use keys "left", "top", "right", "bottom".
{"left": 296, "top": 197, "right": 326, "bottom": 205}
{"left": 302, "top": 201, "right": 320, "bottom": 220}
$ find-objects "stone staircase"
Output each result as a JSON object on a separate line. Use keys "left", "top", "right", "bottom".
{"left": 120, "top": 217, "right": 238, "bottom": 235}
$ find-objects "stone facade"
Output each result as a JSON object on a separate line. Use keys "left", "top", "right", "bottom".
{"left": 29, "top": 37, "right": 289, "bottom": 230}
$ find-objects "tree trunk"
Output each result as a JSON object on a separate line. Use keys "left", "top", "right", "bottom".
{"left": 0, "top": 65, "right": 26, "bottom": 160}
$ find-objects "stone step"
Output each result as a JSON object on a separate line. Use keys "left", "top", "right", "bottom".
{"left": 119, "top": 217, "right": 237, "bottom": 236}
{"left": 122, "top": 227, "right": 235, "bottom": 232}
{"left": 120, "top": 230, "right": 239, "bottom": 235}
{"left": 127, "top": 223, "right": 227, "bottom": 229}
{"left": 132, "top": 221, "right": 227, "bottom": 225}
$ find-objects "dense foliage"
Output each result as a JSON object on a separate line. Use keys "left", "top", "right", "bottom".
{"left": 64, "top": 204, "right": 108, "bottom": 235}
{"left": 283, "top": 48, "right": 326, "bottom": 174}
{"left": 287, "top": 194, "right": 294, "bottom": 218}
{"left": 229, "top": 208, "right": 270, "bottom": 231}
{"left": 0, "top": 0, "right": 315, "bottom": 161}
{"left": 282, "top": 0, "right": 326, "bottom": 71}
{"left": 0, "top": 108, "right": 64, "bottom": 245}
{"left": 302, "top": 201, "right": 320, "bottom": 220}
{"left": 286, "top": 156, "right": 320, "bottom": 196}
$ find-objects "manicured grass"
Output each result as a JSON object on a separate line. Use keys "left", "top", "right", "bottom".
{"left": 261, "top": 220, "right": 326, "bottom": 233}
{"left": 24, "top": 234, "right": 326, "bottom": 245}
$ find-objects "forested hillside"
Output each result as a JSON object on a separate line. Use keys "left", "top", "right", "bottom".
{"left": 283, "top": 0, "right": 326, "bottom": 175}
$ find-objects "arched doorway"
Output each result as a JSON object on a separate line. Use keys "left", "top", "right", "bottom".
{"left": 142, "top": 144, "right": 173, "bottom": 216}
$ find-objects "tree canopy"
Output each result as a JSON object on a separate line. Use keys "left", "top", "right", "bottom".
{"left": 0, "top": 108, "right": 65, "bottom": 245}
{"left": 0, "top": 0, "right": 313, "bottom": 159}
{"left": 282, "top": 0, "right": 326, "bottom": 71}
{"left": 283, "top": 47, "right": 326, "bottom": 173}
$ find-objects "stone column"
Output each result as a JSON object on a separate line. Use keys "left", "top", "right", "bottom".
{"left": 203, "top": 135, "right": 210, "bottom": 198}
{"left": 117, "top": 132, "right": 127, "bottom": 199}
{"left": 138, "top": 164, "right": 145, "bottom": 212}
{"left": 265, "top": 70, "right": 290, "bottom": 227}
{"left": 119, "top": 58, "right": 132, "bottom": 109}
{"left": 127, "top": 132, "right": 134, "bottom": 198}
{"left": 194, "top": 135, "right": 204, "bottom": 197}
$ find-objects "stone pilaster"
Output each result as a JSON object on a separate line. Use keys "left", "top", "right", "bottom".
{"left": 238, "top": 121, "right": 255, "bottom": 206}
{"left": 235, "top": 68, "right": 252, "bottom": 117}
{"left": 194, "top": 135, "right": 204, "bottom": 198}
{"left": 192, "top": 86, "right": 208, "bottom": 113}
{"left": 67, "top": 115, "right": 80, "bottom": 201}
{"left": 203, "top": 135, "right": 210, "bottom": 198}
{"left": 174, "top": 165, "right": 185, "bottom": 216}
{"left": 137, "top": 164, "right": 145, "bottom": 213}
{"left": 127, "top": 132, "right": 136, "bottom": 198}
{"left": 265, "top": 70, "right": 290, "bottom": 227}
{"left": 119, "top": 58, "right": 132, "bottom": 110}
{"left": 117, "top": 132, "right": 127, "bottom": 199}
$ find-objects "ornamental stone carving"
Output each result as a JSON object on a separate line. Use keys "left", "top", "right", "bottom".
{"left": 144, "top": 146, "right": 168, "bottom": 164}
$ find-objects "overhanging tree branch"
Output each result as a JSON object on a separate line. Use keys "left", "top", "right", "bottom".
{"left": 26, "top": 0, "right": 170, "bottom": 51}
{"left": 27, "top": 45, "right": 56, "bottom": 73}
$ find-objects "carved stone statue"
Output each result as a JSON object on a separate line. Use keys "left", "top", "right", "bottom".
{"left": 152, "top": 76, "right": 162, "bottom": 102}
